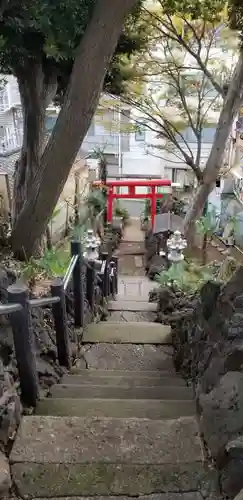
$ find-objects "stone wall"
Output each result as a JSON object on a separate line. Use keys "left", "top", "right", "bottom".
{"left": 152, "top": 267, "right": 243, "bottom": 498}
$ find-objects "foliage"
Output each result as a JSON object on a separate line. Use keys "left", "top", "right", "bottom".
{"left": 155, "top": 260, "right": 215, "bottom": 292}
{"left": 21, "top": 243, "right": 70, "bottom": 285}
{"left": 0, "top": 0, "right": 148, "bottom": 100}
{"left": 113, "top": 202, "right": 130, "bottom": 222}
{"left": 86, "top": 188, "right": 106, "bottom": 217}
{"left": 196, "top": 209, "right": 218, "bottom": 237}
{"left": 142, "top": 195, "right": 186, "bottom": 220}
{"left": 119, "top": 0, "right": 239, "bottom": 182}
{"left": 155, "top": 254, "right": 238, "bottom": 293}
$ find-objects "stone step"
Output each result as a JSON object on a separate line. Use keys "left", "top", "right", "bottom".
{"left": 108, "top": 300, "right": 157, "bottom": 312}
{"left": 70, "top": 368, "right": 181, "bottom": 378}
{"left": 22, "top": 495, "right": 204, "bottom": 500}
{"left": 83, "top": 322, "right": 171, "bottom": 344}
{"left": 79, "top": 344, "right": 175, "bottom": 371}
{"left": 11, "top": 415, "right": 204, "bottom": 497}
{"left": 36, "top": 398, "right": 196, "bottom": 419}
{"left": 63, "top": 371, "right": 187, "bottom": 387}
{"left": 50, "top": 383, "right": 193, "bottom": 400}
{"left": 116, "top": 294, "right": 154, "bottom": 302}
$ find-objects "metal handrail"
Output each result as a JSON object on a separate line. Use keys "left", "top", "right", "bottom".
{"left": 28, "top": 296, "right": 60, "bottom": 308}
{"left": 0, "top": 303, "right": 22, "bottom": 314}
{"left": 63, "top": 255, "right": 78, "bottom": 291}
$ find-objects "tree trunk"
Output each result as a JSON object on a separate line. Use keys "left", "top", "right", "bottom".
{"left": 11, "top": 0, "right": 137, "bottom": 259}
{"left": 184, "top": 48, "right": 243, "bottom": 242}
{"left": 202, "top": 234, "right": 207, "bottom": 265}
{"left": 12, "top": 62, "right": 57, "bottom": 226}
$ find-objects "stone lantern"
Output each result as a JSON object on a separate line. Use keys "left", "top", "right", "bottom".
{"left": 167, "top": 230, "right": 187, "bottom": 263}
{"left": 83, "top": 229, "right": 100, "bottom": 261}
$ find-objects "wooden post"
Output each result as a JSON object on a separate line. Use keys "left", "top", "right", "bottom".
{"left": 8, "top": 283, "right": 39, "bottom": 407}
{"left": 51, "top": 278, "right": 71, "bottom": 368}
{"left": 101, "top": 251, "right": 109, "bottom": 297}
{"left": 71, "top": 241, "right": 84, "bottom": 327}
{"left": 112, "top": 256, "right": 118, "bottom": 295}
{"left": 86, "top": 261, "right": 95, "bottom": 313}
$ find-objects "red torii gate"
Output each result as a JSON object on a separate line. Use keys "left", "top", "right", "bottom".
{"left": 93, "top": 179, "right": 173, "bottom": 227}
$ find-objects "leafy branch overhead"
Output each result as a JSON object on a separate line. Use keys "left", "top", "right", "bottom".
{"left": 117, "top": 0, "right": 238, "bottom": 181}
{"left": 0, "top": 0, "right": 148, "bottom": 99}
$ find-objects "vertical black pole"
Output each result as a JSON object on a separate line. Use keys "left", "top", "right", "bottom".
{"left": 51, "top": 278, "right": 71, "bottom": 368}
{"left": 101, "top": 159, "right": 107, "bottom": 227}
{"left": 71, "top": 240, "right": 84, "bottom": 327}
{"left": 112, "top": 256, "right": 118, "bottom": 295}
{"left": 86, "top": 261, "right": 95, "bottom": 313}
{"left": 109, "top": 261, "right": 115, "bottom": 297}
{"left": 8, "top": 283, "right": 39, "bottom": 407}
{"left": 101, "top": 251, "right": 109, "bottom": 297}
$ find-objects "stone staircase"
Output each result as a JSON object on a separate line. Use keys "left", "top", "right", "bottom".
{"left": 10, "top": 275, "right": 218, "bottom": 499}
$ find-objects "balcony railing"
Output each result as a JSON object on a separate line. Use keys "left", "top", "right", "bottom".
{"left": 0, "top": 129, "right": 23, "bottom": 155}
{"left": 83, "top": 134, "right": 119, "bottom": 153}
{"left": 232, "top": 171, "right": 243, "bottom": 204}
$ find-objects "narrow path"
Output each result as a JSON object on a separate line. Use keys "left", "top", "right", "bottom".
{"left": 9, "top": 219, "right": 220, "bottom": 499}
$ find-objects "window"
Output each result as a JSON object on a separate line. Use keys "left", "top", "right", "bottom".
{"left": 175, "top": 125, "right": 217, "bottom": 144}
{"left": 45, "top": 115, "right": 57, "bottom": 132}
{"left": 135, "top": 128, "right": 145, "bottom": 141}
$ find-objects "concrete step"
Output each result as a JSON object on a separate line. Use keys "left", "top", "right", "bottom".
{"left": 63, "top": 371, "right": 187, "bottom": 387}
{"left": 70, "top": 368, "right": 181, "bottom": 378}
{"left": 116, "top": 294, "right": 154, "bottom": 302}
{"left": 108, "top": 300, "right": 157, "bottom": 312}
{"left": 79, "top": 344, "right": 175, "bottom": 371}
{"left": 36, "top": 397, "right": 197, "bottom": 419}
{"left": 50, "top": 383, "right": 193, "bottom": 400}
{"left": 11, "top": 415, "right": 205, "bottom": 497}
{"left": 19, "top": 495, "right": 204, "bottom": 500}
{"left": 83, "top": 322, "right": 171, "bottom": 344}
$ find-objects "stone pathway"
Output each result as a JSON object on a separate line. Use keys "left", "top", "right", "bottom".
{"left": 9, "top": 219, "right": 221, "bottom": 499}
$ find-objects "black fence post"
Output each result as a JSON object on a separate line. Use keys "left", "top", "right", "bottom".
{"left": 71, "top": 240, "right": 84, "bottom": 327}
{"left": 8, "top": 283, "right": 39, "bottom": 407}
{"left": 101, "top": 251, "right": 109, "bottom": 297}
{"left": 109, "top": 260, "right": 115, "bottom": 298}
{"left": 51, "top": 278, "right": 71, "bottom": 368}
{"left": 112, "top": 256, "right": 118, "bottom": 295}
{"left": 100, "top": 159, "right": 107, "bottom": 227}
{"left": 86, "top": 261, "right": 95, "bottom": 313}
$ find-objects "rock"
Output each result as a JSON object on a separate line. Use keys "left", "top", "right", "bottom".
{"left": 234, "top": 294, "right": 243, "bottom": 309}
{"left": 233, "top": 489, "right": 243, "bottom": 500}
{"left": 0, "top": 268, "right": 10, "bottom": 303}
{"left": 220, "top": 457, "right": 243, "bottom": 498}
{"left": 200, "top": 281, "right": 221, "bottom": 320}
{"left": 0, "top": 390, "right": 22, "bottom": 446}
{"left": 147, "top": 254, "right": 167, "bottom": 280}
{"left": 227, "top": 313, "right": 243, "bottom": 339}
{"left": 199, "top": 372, "right": 243, "bottom": 460}
{"left": 0, "top": 451, "right": 11, "bottom": 494}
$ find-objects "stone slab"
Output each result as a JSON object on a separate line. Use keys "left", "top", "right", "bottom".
{"left": 36, "top": 398, "right": 197, "bottom": 419}
{"left": 134, "top": 256, "right": 143, "bottom": 267}
{"left": 30, "top": 495, "right": 203, "bottom": 500}
{"left": 106, "top": 311, "right": 156, "bottom": 322}
{"left": 83, "top": 322, "right": 171, "bottom": 344}
{"left": 62, "top": 372, "right": 187, "bottom": 387}
{"left": 82, "top": 344, "right": 175, "bottom": 371}
{"left": 50, "top": 384, "right": 193, "bottom": 400}
{"left": 11, "top": 462, "right": 211, "bottom": 497}
{"left": 116, "top": 294, "right": 156, "bottom": 302}
{"left": 11, "top": 416, "right": 202, "bottom": 464}
{"left": 108, "top": 300, "right": 157, "bottom": 312}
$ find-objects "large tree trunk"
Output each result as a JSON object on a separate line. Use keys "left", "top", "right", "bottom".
{"left": 11, "top": 0, "right": 137, "bottom": 259}
{"left": 12, "top": 62, "right": 57, "bottom": 226}
{"left": 184, "top": 49, "right": 243, "bottom": 242}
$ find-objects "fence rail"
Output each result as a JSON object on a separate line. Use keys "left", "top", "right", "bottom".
{"left": 1, "top": 239, "right": 117, "bottom": 407}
